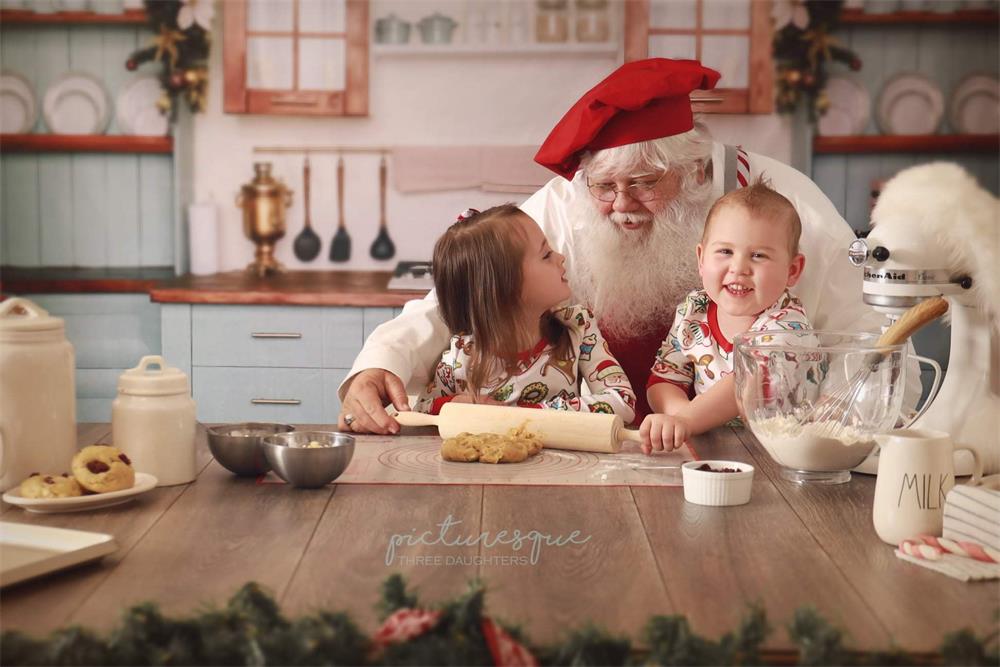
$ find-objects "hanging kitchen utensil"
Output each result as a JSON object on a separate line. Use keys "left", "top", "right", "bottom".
{"left": 369, "top": 154, "right": 396, "bottom": 261}
{"left": 329, "top": 155, "right": 351, "bottom": 262}
{"left": 293, "top": 156, "right": 321, "bottom": 262}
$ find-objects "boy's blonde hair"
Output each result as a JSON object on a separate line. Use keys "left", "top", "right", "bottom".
{"left": 702, "top": 177, "right": 802, "bottom": 255}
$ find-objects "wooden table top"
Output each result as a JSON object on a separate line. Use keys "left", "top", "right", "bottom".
{"left": 2, "top": 424, "right": 995, "bottom": 654}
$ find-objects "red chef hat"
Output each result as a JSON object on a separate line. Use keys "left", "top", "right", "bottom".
{"left": 535, "top": 58, "right": 720, "bottom": 180}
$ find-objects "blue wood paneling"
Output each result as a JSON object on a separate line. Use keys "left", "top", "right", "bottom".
{"left": 0, "top": 23, "right": 173, "bottom": 269}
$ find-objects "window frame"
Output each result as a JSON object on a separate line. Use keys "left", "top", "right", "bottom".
{"left": 223, "top": 0, "right": 369, "bottom": 116}
{"left": 624, "top": 0, "right": 774, "bottom": 114}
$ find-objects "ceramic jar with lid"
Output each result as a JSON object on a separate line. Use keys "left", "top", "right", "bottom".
{"left": 0, "top": 298, "right": 77, "bottom": 492}
{"left": 536, "top": 0, "right": 569, "bottom": 43}
{"left": 576, "top": 0, "right": 610, "bottom": 42}
{"left": 112, "top": 355, "right": 196, "bottom": 486}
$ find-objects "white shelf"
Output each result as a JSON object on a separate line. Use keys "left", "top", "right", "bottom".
{"left": 372, "top": 42, "right": 619, "bottom": 58}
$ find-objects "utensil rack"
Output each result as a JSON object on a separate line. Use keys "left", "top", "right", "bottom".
{"left": 253, "top": 146, "right": 389, "bottom": 155}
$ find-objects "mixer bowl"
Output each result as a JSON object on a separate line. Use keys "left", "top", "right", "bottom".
{"left": 734, "top": 331, "right": 907, "bottom": 484}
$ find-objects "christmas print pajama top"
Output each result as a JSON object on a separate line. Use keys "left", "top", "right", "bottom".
{"left": 648, "top": 289, "right": 811, "bottom": 396}
{"left": 414, "top": 305, "right": 637, "bottom": 424}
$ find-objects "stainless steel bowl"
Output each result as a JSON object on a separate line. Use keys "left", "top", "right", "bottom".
{"left": 207, "top": 422, "right": 295, "bottom": 476}
{"left": 261, "top": 431, "right": 355, "bottom": 488}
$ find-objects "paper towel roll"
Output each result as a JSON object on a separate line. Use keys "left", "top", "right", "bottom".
{"left": 188, "top": 202, "right": 219, "bottom": 275}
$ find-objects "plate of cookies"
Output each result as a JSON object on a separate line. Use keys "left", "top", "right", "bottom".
{"left": 2, "top": 445, "right": 157, "bottom": 514}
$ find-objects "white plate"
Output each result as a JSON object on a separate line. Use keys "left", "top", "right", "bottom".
{"left": 949, "top": 74, "right": 999, "bottom": 135}
{"left": 2, "top": 472, "right": 158, "bottom": 513}
{"left": 819, "top": 76, "right": 870, "bottom": 136}
{"left": 116, "top": 74, "right": 168, "bottom": 136}
{"left": 876, "top": 73, "right": 944, "bottom": 135}
{"left": 0, "top": 522, "right": 117, "bottom": 587}
{"left": 42, "top": 71, "right": 111, "bottom": 135}
{"left": 0, "top": 70, "right": 37, "bottom": 134}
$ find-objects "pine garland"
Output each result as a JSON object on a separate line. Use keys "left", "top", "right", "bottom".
{"left": 1, "top": 576, "right": 996, "bottom": 666}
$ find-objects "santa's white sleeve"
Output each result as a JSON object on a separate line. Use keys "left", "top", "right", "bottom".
{"left": 752, "top": 152, "right": 922, "bottom": 410}
{"left": 338, "top": 292, "right": 452, "bottom": 398}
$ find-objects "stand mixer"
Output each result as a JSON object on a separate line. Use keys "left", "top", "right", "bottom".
{"left": 847, "top": 163, "right": 999, "bottom": 476}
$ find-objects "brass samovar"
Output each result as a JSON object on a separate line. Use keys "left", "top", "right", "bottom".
{"left": 236, "top": 162, "right": 292, "bottom": 276}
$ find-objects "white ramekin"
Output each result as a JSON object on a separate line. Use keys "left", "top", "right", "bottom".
{"left": 681, "top": 460, "right": 755, "bottom": 506}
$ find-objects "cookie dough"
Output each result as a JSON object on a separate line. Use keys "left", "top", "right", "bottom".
{"left": 71, "top": 444, "right": 135, "bottom": 493}
{"left": 440, "top": 426, "right": 543, "bottom": 464}
{"left": 20, "top": 473, "right": 84, "bottom": 499}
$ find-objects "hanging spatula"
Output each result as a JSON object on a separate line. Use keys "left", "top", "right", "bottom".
{"left": 369, "top": 154, "right": 396, "bottom": 260}
{"left": 329, "top": 155, "right": 351, "bottom": 262}
{"left": 293, "top": 156, "right": 321, "bottom": 262}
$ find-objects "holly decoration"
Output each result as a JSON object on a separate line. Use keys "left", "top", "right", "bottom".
{"left": 2, "top": 575, "right": 997, "bottom": 665}
{"left": 773, "top": 0, "right": 862, "bottom": 121}
{"left": 125, "top": 0, "right": 211, "bottom": 120}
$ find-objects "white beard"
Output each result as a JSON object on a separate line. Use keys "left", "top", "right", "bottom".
{"left": 568, "top": 189, "right": 710, "bottom": 338}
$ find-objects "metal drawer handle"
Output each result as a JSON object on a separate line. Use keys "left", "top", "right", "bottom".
{"left": 250, "top": 398, "right": 302, "bottom": 405}
{"left": 251, "top": 332, "right": 302, "bottom": 339}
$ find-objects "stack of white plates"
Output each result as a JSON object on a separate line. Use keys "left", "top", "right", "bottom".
{"left": 0, "top": 70, "right": 37, "bottom": 134}
{"left": 42, "top": 71, "right": 111, "bottom": 135}
{"left": 116, "top": 74, "right": 169, "bottom": 136}
{"left": 876, "top": 73, "right": 944, "bottom": 135}
{"left": 948, "top": 74, "right": 999, "bottom": 135}
{"left": 818, "top": 76, "right": 871, "bottom": 136}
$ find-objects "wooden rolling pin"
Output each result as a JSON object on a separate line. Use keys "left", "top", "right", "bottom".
{"left": 394, "top": 403, "right": 643, "bottom": 454}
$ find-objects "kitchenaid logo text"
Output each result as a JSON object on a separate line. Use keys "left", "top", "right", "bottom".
{"left": 385, "top": 514, "right": 591, "bottom": 566}
{"left": 864, "top": 268, "right": 908, "bottom": 281}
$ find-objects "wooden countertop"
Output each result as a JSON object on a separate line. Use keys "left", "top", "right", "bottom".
{"left": 2, "top": 424, "right": 995, "bottom": 656}
{"left": 2, "top": 268, "right": 429, "bottom": 307}
{"left": 149, "top": 270, "right": 428, "bottom": 307}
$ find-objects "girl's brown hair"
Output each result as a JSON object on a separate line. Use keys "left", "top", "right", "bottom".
{"left": 432, "top": 204, "right": 574, "bottom": 396}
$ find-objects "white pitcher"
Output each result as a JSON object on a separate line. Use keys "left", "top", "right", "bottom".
{"left": 872, "top": 428, "right": 982, "bottom": 545}
{"left": 0, "top": 298, "right": 77, "bottom": 492}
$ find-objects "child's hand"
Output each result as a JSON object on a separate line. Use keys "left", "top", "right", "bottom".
{"left": 639, "top": 413, "right": 690, "bottom": 455}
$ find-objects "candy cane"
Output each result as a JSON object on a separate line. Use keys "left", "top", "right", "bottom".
{"left": 899, "top": 539, "right": 942, "bottom": 560}
{"left": 916, "top": 535, "right": 999, "bottom": 563}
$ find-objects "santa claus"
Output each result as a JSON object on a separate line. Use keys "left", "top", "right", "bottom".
{"left": 338, "top": 58, "right": 893, "bottom": 434}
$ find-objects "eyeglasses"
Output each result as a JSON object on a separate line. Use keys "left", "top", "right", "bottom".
{"left": 586, "top": 171, "right": 667, "bottom": 203}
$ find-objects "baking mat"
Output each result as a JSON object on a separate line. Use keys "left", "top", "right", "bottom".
{"left": 257, "top": 435, "right": 694, "bottom": 486}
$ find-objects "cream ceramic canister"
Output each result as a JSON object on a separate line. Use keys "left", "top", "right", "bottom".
{"left": 112, "top": 356, "right": 196, "bottom": 486}
{"left": 0, "top": 298, "right": 77, "bottom": 492}
{"left": 872, "top": 428, "right": 983, "bottom": 545}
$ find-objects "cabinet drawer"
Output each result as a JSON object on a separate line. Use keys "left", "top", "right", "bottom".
{"left": 193, "top": 367, "right": 331, "bottom": 423}
{"left": 193, "top": 306, "right": 324, "bottom": 368}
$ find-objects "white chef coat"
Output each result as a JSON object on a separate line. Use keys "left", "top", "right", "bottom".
{"left": 341, "top": 142, "right": 920, "bottom": 408}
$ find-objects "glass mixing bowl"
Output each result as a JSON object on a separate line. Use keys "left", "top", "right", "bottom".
{"left": 733, "top": 331, "right": 907, "bottom": 484}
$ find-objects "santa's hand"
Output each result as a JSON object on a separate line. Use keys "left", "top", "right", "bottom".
{"left": 339, "top": 369, "right": 409, "bottom": 434}
{"left": 639, "top": 413, "right": 690, "bottom": 454}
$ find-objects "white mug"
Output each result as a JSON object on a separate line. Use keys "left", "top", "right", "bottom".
{"left": 872, "top": 428, "right": 983, "bottom": 545}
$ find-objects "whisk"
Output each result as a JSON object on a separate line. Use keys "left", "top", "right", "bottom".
{"left": 809, "top": 296, "right": 949, "bottom": 438}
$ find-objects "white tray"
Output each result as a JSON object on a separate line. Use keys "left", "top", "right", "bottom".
{"left": 0, "top": 522, "right": 117, "bottom": 587}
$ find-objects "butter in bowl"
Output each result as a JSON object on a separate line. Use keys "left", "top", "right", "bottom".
{"left": 262, "top": 431, "right": 355, "bottom": 488}
{"left": 681, "top": 460, "right": 754, "bottom": 506}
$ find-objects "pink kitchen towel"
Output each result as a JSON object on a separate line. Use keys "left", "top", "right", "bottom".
{"left": 480, "top": 146, "right": 553, "bottom": 193}
{"left": 391, "top": 146, "right": 552, "bottom": 194}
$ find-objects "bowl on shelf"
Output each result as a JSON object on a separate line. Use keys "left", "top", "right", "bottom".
{"left": 261, "top": 431, "right": 355, "bottom": 488}
{"left": 733, "top": 331, "right": 907, "bottom": 485}
{"left": 207, "top": 422, "right": 294, "bottom": 476}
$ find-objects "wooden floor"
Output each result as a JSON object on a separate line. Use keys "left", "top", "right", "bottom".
{"left": 2, "top": 423, "right": 996, "bottom": 653}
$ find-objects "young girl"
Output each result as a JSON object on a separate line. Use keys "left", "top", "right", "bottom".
{"left": 641, "top": 180, "right": 811, "bottom": 453}
{"left": 414, "top": 204, "right": 636, "bottom": 423}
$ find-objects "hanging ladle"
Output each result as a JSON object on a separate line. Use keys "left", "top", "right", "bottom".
{"left": 369, "top": 154, "right": 396, "bottom": 261}
{"left": 293, "top": 156, "right": 321, "bottom": 262}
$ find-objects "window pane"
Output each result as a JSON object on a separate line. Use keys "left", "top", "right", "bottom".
{"left": 248, "top": 0, "right": 293, "bottom": 31}
{"left": 648, "top": 35, "right": 697, "bottom": 60}
{"left": 702, "top": 35, "right": 749, "bottom": 88}
{"left": 247, "top": 37, "right": 294, "bottom": 89}
{"left": 299, "top": 38, "right": 346, "bottom": 91}
{"left": 702, "top": 0, "right": 750, "bottom": 30}
{"left": 649, "top": 0, "right": 696, "bottom": 29}
{"left": 299, "top": 0, "right": 346, "bottom": 32}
